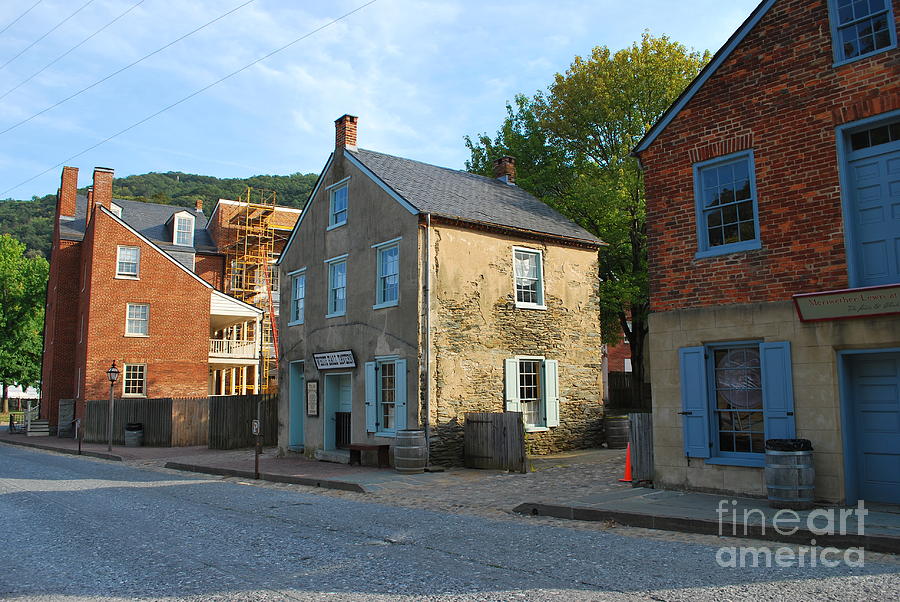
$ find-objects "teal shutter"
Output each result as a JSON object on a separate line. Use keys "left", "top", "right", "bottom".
{"left": 760, "top": 341, "right": 796, "bottom": 439}
{"left": 679, "top": 346, "right": 711, "bottom": 459}
{"left": 365, "top": 362, "right": 376, "bottom": 432}
{"left": 544, "top": 359, "right": 560, "bottom": 427}
{"left": 504, "top": 358, "right": 520, "bottom": 412}
{"left": 394, "top": 359, "right": 407, "bottom": 430}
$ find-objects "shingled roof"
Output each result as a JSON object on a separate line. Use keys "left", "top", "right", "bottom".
{"left": 348, "top": 148, "right": 602, "bottom": 245}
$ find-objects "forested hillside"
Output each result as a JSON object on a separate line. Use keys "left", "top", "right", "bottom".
{"left": 0, "top": 171, "right": 317, "bottom": 258}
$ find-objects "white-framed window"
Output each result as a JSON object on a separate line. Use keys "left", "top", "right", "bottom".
{"left": 289, "top": 270, "right": 306, "bottom": 325}
{"left": 328, "top": 184, "right": 348, "bottom": 229}
{"left": 364, "top": 358, "right": 408, "bottom": 435}
{"left": 504, "top": 356, "right": 560, "bottom": 430}
{"left": 174, "top": 214, "right": 195, "bottom": 246}
{"left": 110, "top": 202, "right": 122, "bottom": 218}
{"left": 125, "top": 303, "right": 149, "bottom": 336}
{"left": 326, "top": 255, "right": 348, "bottom": 317}
{"left": 513, "top": 247, "right": 545, "bottom": 309}
{"left": 373, "top": 239, "right": 400, "bottom": 308}
{"left": 123, "top": 364, "right": 146, "bottom": 397}
{"left": 116, "top": 246, "right": 140, "bottom": 278}
{"left": 230, "top": 261, "right": 245, "bottom": 292}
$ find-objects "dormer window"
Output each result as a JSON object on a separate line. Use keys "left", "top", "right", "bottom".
{"left": 328, "top": 183, "right": 349, "bottom": 229}
{"left": 110, "top": 203, "right": 122, "bottom": 217}
{"left": 174, "top": 213, "right": 194, "bottom": 246}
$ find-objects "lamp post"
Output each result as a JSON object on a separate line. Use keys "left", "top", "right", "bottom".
{"left": 106, "top": 361, "right": 120, "bottom": 452}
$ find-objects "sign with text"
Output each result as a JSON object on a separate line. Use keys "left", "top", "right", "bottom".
{"left": 251, "top": 419, "right": 260, "bottom": 436}
{"left": 306, "top": 380, "right": 319, "bottom": 417}
{"left": 793, "top": 284, "right": 900, "bottom": 322}
{"left": 313, "top": 350, "right": 356, "bottom": 370}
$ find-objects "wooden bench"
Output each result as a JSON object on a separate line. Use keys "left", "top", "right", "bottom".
{"left": 346, "top": 444, "right": 391, "bottom": 468}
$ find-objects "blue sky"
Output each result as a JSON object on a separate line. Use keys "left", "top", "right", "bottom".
{"left": 0, "top": 0, "right": 760, "bottom": 200}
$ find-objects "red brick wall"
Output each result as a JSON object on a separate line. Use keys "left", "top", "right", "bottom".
{"left": 639, "top": 0, "right": 900, "bottom": 312}
{"left": 195, "top": 253, "right": 225, "bottom": 290}
{"left": 607, "top": 340, "right": 631, "bottom": 372}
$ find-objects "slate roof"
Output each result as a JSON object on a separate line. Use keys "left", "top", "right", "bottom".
{"left": 60, "top": 195, "right": 216, "bottom": 253}
{"left": 349, "top": 148, "right": 602, "bottom": 245}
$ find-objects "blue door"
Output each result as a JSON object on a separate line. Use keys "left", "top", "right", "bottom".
{"left": 323, "top": 373, "right": 351, "bottom": 450}
{"left": 288, "top": 362, "right": 304, "bottom": 449}
{"left": 848, "top": 352, "right": 900, "bottom": 504}
{"left": 847, "top": 130, "right": 900, "bottom": 287}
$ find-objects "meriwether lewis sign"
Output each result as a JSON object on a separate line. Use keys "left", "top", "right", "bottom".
{"left": 313, "top": 350, "right": 356, "bottom": 370}
{"left": 793, "top": 284, "right": 900, "bottom": 322}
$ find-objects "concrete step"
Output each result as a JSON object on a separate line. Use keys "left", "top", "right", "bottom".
{"left": 27, "top": 420, "right": 50, "bottom": 437}
{"left": 314, "top": 449, "right": 349, "bottom": 464}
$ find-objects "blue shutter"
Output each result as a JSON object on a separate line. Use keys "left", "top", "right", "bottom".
{"left": 679, "top": 346, "right": 711, "bottom": 459}
{"left": 365, "top": 362, "right": 376, "bottom": 432}
{"left": 504, "top": 358, "right": 520, "bottom": 412}
{"left": 760, "top": 341, "right": 796, "bottom": 440}
{"left": 394, "top": 359, "right": 407, "bottom": 431}
{"left": 544, "top": 359, "right": 560, "bottom": 427}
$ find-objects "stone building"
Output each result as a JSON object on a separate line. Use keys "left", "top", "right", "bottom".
{"left": 277, "top": 115, "right": 604, "bottom": 464}
{"left": 632, "top": 0, "right": 900, "bottom": 503}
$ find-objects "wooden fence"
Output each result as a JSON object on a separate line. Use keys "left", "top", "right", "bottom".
{"left": 208, "top": 394, "right": 277, "bottom": 449}
{"left": 608, "top": 371, "right": 652, "bottom": 412}
{"left": 84, "top": 397, "right": 173, "bottom": 446}
{"left": 171, "top": 397, "right": 209, "bottom": 447}
{"left": 464, "top": 411, "right": 526, "bottom": 473}
{"left": 628, "top": 411, "right": 654, "bottom": 483}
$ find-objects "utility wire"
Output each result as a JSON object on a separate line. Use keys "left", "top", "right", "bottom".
{"left": 0, "top": 1, "right": 43, "bottom": 38}
{"left": 0, "top": 0, "right": 378, "bottom": 198}
{"left": 0, "top": 0, "right": 257, "bottom": 137}
{"left": 0, "top": 0, "right": 94, "bottom": 71}
{"left": 0, "top": 0, "right": 146, "bottom": 101}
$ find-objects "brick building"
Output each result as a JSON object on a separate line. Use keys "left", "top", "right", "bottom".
{"left": 633, "top": 0, "right": 900, "bottom": 503}
{"left": 277, "top": 115, "right": 604, "bottom": 464}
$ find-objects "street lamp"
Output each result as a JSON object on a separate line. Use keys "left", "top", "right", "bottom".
{"left": 106, "top": 361, "right": 120, "bottom": 452}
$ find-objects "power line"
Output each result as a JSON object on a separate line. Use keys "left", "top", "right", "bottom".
{"left": 0, "top": 1, "right": 43, "bottom": 38}
{"left": 0, "top": 0, "right": 379, "bottom": 198}
{"left": 0, "top": 0, "right": 257, "bottom": 137}
{"left": 0, "top": 0, "right": 146, "bottom": 101}
{"left": 0, "top": 0, "right": 95, "bottom": 71}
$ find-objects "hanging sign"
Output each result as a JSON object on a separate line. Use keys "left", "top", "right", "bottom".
{"left": 313, "top": 350, "right": 356, "bottom": 370}
{"left": 793, "top": 284, "right": 900, "bottom": 322}
{"left": 306, "top": 380, "right": 319, "bottom": 417}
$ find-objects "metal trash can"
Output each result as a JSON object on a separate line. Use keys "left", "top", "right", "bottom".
{"left": 124, "top": 422, "right": 144, "bottom": 447}
{"left": 765, "top": 438, "right": 814, "bottom": 509}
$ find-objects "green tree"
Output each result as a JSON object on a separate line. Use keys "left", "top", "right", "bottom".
{"left": 467, "top": 33, "right": 709, "bottom": 402}
{"left": 0, "top": 234, "right": 48, "bottom": 413}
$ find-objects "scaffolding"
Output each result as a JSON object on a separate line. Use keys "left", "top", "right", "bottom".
{"left": 222, "top": 188, "right": 285, "bottom": 393}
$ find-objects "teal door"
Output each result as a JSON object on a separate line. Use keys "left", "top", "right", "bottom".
{"left": 288, "top": 362, "right": 304, "bottom": 449}
{"left": 323, "top": 373, "right": 351, "bottom": 450}
{"left": 847, "top": 129, "right": 900, "bottom": 287}
{"left": 848, "top": 352, "right": 900, "bottom": 504}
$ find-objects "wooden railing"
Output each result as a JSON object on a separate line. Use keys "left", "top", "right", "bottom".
{"left": 208, "top": 338, "right": 256, "bottom": 359}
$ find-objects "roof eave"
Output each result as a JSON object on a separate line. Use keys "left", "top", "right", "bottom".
{"left": 424, "top": 213, "right": 606, "bottom": 250}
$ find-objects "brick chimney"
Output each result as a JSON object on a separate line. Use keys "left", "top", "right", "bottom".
{"left": 195, "top": 198, "right": 203, "bottom": 212}
{"left": 335, "top": 114, "right": 358, "bottom": 151}
{"left": 92, "top": 167, "right": 114, "bottom": 209}
{"left": 58, "top": 166, "right": 78, "bottom": 217}
{"left": 493, "top": 156, "right": 516, "bottom": 185}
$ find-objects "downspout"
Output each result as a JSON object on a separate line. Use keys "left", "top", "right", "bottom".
{"left": 423, "top": 213, "right": 432, "bottom": 465}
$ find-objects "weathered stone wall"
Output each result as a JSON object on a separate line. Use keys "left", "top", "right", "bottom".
{"left": 428, "top": 223, "right": 603, "bottom": 465}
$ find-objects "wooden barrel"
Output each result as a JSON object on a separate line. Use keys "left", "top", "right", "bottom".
{"left": 765, "top": 449, "right": 815, "bottom": 509}
{"left": 394, "top": 429, "right": 427, "bottom": 474}
{"left": 604, "top": 415, "right": 630, "bottom": 449}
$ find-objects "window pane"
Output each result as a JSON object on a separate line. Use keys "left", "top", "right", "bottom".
{"left": 380, "top": 361, "right": 396, "bottom": 430}
{"left": 514, "top": 251, "right": 542, "bottom": 305}
{"left": 713, "top": 346, "right": 763, "bottom": 454}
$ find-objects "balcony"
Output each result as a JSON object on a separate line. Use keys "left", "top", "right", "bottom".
{"left": 209, "top": 338, "right": 257, "bottom": 359}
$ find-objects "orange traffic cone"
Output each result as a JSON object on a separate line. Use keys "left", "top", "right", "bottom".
{"left": 618, "top": 442, "right": 633, "bottom": 483}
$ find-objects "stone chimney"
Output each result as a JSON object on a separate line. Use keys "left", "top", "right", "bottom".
{"left": 335, "top": 114, "right": 358, "bottom": 151}
{"left": 195, "top": 198, "right": 203, "bottom": 212}
{"left": 58, "top": 166, "right": 78, "bottom": 217}
{"left": 92, "top": 167, "right": 114, "bottom": 209}
{"left": 493, "top": 156, "right": 516, "bottom": 185}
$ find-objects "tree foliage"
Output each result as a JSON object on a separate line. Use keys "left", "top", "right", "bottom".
{"left": 466, "top": 33, "right": 709, "bottom": 398}
{"left": 0, "top": 234, "right": 48, "bottom": 412}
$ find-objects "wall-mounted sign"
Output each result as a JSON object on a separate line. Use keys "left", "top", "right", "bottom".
{"left": 306, "top": 380, "right": 318, "bottom": 417}
{"left": 313, "top": 350, "right": 356, "bottom": 370}
{"left": 793, "top": 283, "right": 900, "bottom": 322}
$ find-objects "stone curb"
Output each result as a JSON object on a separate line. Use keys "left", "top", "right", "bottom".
{"left": 0, "top": 437, "right": 123, "bottom": 462}
{"left": 513, "top": 502, "right": 900, "bottom": 554}
{"left": 163, "top": 462, "right": 368, "bottom": 493}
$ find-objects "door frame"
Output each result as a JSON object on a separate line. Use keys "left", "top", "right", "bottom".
{"left": 837, "top": 347, "right": 900, "bottom": 505}
{"left": 323, "top": 371, "right": 352, "bottom": 451}
{"left": 288, "top": 360, "right": 304, "bottom": 450}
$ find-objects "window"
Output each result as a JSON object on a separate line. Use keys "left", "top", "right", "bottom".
{"left": 174, "top": 214, "right": 194, "bottom": 246}
{"left": 326, "top": 257, "right": 347, "bottom": 317}
{"left": 693, "top": 151, "right": 760, "bottom": 258}
{"left": 849, "top": 120, "right": 900, "bottom": 151}
{"left": 230, "top": 261, "right": 245, "bottom": 292}
{"left": 329, "top": 185, "right": 348, "bottom": 228}
{"left": 123, "top": 364, "right": 146, "bottom": 397}
{"left": 375, "top": 242, "right": 399, "bottom": 307}
{"left": 116, "top": 246, "right": 140, "bottom": 278}
{"left": 364, "top": 358, "right": 408, "bottom": 434}
{"left": 829, "top": 0, "right": 896, "bottom": 64}
{"left": 513, "top": 248, "right": 545, "bottom": 308}
{"left": 290, "top": 271, "right": 305, "bottom": 325}
{"left": 125, "top": 303, "right": 149, "bottom": 336}
{"left": 504, "top": 357, "right": 560, "bottom": 430}
{"left": 268, "top": 264, "right": 279, "bottom": 292}
{"left": 110, "top": 203, "right": 122, "bottom": 218}
{"left": 679, "top": 341, "right": 795, "bottom": 467}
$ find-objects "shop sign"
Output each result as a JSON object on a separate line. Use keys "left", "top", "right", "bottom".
{"left": 313, "top": 350, "right": 356, "bottom": 370}
{"left": 793, "top": 284, "right": 900, "bottom": 322}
